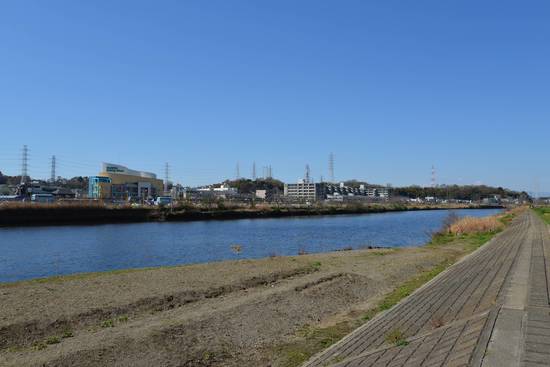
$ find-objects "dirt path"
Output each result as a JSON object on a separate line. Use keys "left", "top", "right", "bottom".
{"left": 1, "top": 233, "right": 491, "bottom": 366}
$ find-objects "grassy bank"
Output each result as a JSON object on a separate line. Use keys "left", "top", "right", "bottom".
{"left": 533, "top": 206, "right": 550, "bottom": 225}
{"left": 274, "top": 210, "right": 518, "bottom": 367}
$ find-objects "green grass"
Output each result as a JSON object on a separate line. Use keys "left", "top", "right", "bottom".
{"left": 534, "top": 207, "right": 550, "bottom": 225}
{"left": 376, "top": 260, "right": 450, "bottom": 312}
{"left": 427, "top": 230, "right": 500, "bottom": 252}
{"left": 276, "top": 322, "right": 354, "bottom": 367}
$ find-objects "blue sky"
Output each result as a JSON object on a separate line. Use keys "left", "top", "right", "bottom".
{"left": 1, "top": 1, "right": 549, "bottom": 191}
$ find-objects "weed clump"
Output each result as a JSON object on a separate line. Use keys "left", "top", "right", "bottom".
{"left": 32, "top": 341, "right": 47, "bottom": 350}
{"left": 385, "top": 329, "right": 409, "bottom": 346}
{"left": 62, "top": 330, "right": 74, "bottom": 338}
{"left": 118, "top": 315, "right": 129, "bottom": 323}
{"left": 101, "top": 319, "right": 115, "bottom": 328}
{"left": 45, "top": 336, "right": 60, "bottom": 345}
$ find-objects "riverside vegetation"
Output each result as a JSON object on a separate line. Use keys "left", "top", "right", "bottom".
{"left": 0, "top": 200, "right": 502, "bottom": 227}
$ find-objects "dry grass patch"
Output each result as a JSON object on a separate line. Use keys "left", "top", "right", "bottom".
{"left": 448, "top": 216, "right": 503, "bottom": 235}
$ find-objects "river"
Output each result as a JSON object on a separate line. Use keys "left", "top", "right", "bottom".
{"left": 0, "top": 208, "right": 501, "bottom": 282}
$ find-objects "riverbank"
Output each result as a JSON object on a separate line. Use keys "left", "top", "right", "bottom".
{"left": 0, "top": 211, "right": 517, "bottom": 367}
{"left": 0, "top": 202, "right": 503, "bottom": 227}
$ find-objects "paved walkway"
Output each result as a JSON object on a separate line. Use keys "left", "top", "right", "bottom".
{"left": 303, "top": 210, "right": 550, "bottom": 367}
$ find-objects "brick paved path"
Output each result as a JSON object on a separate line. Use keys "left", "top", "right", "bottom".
{"left": 303, "top": 211, "right": 550, "bottom": 367}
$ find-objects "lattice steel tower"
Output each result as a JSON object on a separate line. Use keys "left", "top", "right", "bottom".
{"left": 329, "top": 152, "right": 335, "bottom": 183}
{"left": 164, "top": 162, "right": 170, "bottom": 193}
{"left": 20, "top": 145, "right": 28, "bottom": 184}
{"left": 50, "top": 155, "right": 56, "bottom": 183}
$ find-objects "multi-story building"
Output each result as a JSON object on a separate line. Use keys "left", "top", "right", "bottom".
{"left": 284, "top": 180, "right": 326, "bottom": 201}
{"left": 88, "top": 163, "right": 164, "bottom": 200}
{"left": 324, "top": 183, "right": 391, "bottom": 201}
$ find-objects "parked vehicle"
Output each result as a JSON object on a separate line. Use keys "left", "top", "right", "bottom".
{"left": 155, "top": 196, "right": 172, "bottom": 206}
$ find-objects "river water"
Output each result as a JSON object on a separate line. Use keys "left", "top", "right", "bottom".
{"left": 0, "top": 208, "right": 501, "bottom": 283}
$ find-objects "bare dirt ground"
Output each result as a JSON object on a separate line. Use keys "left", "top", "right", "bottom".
{"left": 0, "top": 242, "right": 478, "bottom": 367}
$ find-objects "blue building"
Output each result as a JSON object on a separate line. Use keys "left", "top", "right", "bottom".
{"left": 88, "top": 176, "right": 112, "bottom": 199}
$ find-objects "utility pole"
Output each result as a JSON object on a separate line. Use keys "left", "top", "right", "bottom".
{"left": 431, "top": 165, "right": 436, "bottom": 188}
{"left": 235, "top": 162, "right": 240, "bottom": 180}
{"left": 21, "top": 145, "right": 28, "bottom": 184}
{"left": 252, "top": 162, "right": 256, "bottom": 180}
{"left": 50, "top": 155, "right": 56, "bottom": 183}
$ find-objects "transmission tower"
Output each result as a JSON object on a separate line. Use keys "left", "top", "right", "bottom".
{"left": 164, "top": 162, "right": 170, "bottom": 193}
{"left": 20, "top": 145, "right": 29, "bottom": 184}
{"left": 329, "top": 153, "right": 335, "bottom": 183}
{"left": 431, "top": 165, "right": 436, "bottom": 188}
{"left": 235, "top": 162, "right": 240, "bottom": 179}
{"left": 305, "top": 164, "right": 311, "bottom": 183}
{"left": 252, "top": 162, "right": 256, "bottom": 180}
{"left": 50, "top": 155, "right": 56, "bottom": 183}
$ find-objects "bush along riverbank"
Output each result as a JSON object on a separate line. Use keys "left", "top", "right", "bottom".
{"left": 0, "top": 208, "right": 522, "bottom": 367}
{"left": 0, "top": 201, "right": 504, "bottom": 227}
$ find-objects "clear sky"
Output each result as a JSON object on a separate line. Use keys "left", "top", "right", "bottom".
{"left": 1, "top": 1, "right": 549, "bottom": 191}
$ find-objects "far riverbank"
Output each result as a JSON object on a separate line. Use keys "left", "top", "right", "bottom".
{"left": 0, "top": 202, "right": 504, "bottom": 227}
